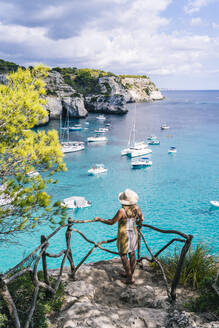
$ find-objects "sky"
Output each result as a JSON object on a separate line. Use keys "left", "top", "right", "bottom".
{"left": 0, "top": 0, "right": 219, "bottom": 89}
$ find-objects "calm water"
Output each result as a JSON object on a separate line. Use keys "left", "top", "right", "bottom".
{"left": 1, "top": 90, "right": 219, "bottom": 272}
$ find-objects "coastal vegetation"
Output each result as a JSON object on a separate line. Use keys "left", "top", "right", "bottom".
{"left": 0, "top": 65, "right": 66, "bottom": 243}
{"left": 0, "top": 59, "right": 22, "bottom": 74}
{"left": 51, "top": 67, "right": 116, "bottom": 96}
{"left": 152, "top": 243, "right": 219, "bottom": 317}
{"left": 0, "top": 269, "right": 64, "bottom": 328}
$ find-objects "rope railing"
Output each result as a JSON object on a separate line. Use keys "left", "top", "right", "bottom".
{"left": 0, "top": 217, "right": 194, "bottom": 328}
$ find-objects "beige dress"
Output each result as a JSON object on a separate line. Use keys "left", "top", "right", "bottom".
{"left": 117, "top": 207, "right": 138, "bottom": 254}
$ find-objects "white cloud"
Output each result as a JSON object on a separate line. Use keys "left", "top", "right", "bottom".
{"left": 184, "top": 0, "right": 217, "bottom": 14}
{"left": 190, "top": 17, "right": 203, "bottom": 25}
{"left": 0, "top": 0, "right": 219, "bottom": 80}
{"left": 212, "top": 22, "right": 219, "bottom": 28}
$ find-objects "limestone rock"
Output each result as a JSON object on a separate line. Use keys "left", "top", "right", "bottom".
{"left": 0, "top": 73, "right": 7, "bottom": 85}
{"left": 121, "top": 77, "right": 164, "bottom": 102}
{"left": 62, "top": 96, "right": 88, "bottom": 118}
{"left": 85, "top": 94, "right": 128, "bottom": 114}
{"left": 46, "top": 96, "right": 62, "bottom": 119}
{"left": 45, "top": 71, "right": 87, "bottom": 119}
{"left": 47, "top": 258, "right": 219, "bottom": 328}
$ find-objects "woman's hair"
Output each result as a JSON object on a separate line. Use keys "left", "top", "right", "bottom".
{"left": 122, "top": 204, "right": 138, "bottom": 219}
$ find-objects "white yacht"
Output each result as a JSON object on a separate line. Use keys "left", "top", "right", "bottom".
{"left": 62, "top": 196, "right": 91, "bottom": 209}
{"left": 88, "top": 164, "right": 107, "bottom": 175}
{"left": 131, "top": 157, "right": 152, "bottom": 168}
{"left": 128, "top": 147, "right": 152, "bottom": 158}
{"left": 148, "top": 140, "right": 160, "bottom": 145}
{"left": 161, "top": 123, "right": 170, "bottom": 130}
{"left": 95, "top": 128, "right": 109, "bottom": 133}
{"left": 209, "top": 200, "right": 219, "bottom": 208}
{"left": 168, "top": 146, "right": 177, "bottom": 153}
{"left": 96, "top": 115, "right": 106, "bottom": 120}
{"left": 147, "top": 135, "right": 157, "bottom": 140}
{"left": 121, "top": 141, "right": 150, "bottom": 156}
{"left": 27, "top": 171, "right": 40, "bottom": 177}
{"left": 87, "top": 136, "right": 107, "bottom": 142}
{"left": 121, "top": 105, "right": 152, "bottom": 157}
{"left": 61, "top": 141, "right": 85, "bottom": 153}
{"left": 69, "top": 125, "right": 82, "bottom": 131}
{"left": 60, "top": 111, "right": 85, "bottom": 153}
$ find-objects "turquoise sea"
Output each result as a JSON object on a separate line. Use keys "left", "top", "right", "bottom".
{"left": 1, "top": 90, "right": 219, "bottom": 272}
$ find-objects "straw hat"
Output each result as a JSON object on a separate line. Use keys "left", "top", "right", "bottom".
{"left": 118, "top": 189, "right": 139, "bottom": 205}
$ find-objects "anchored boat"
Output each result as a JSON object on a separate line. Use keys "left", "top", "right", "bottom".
{"left": 88, "top": 164, "right": 107, "bottom": 175}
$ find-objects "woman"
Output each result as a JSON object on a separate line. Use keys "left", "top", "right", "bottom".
{"left": 94, "top": 189, "right": 144, "bottom": 284}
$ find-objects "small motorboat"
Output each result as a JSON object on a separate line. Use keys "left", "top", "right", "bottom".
{"left": 161, "top": 123, "right": 170, "bottom": 130}
{"left": 96, "top": 115, "right": 106, "bottom": 120}
{"left": 148, "top": 140, "right": 160, "bottom": 145}
{"left": 88, "top": 164, "right": 107, "bottom": 175}
{"left": 27, "top": 171, "right": 40, "bottom": 177}
{"left": 61, "top": 141, "right": 85, "bottom": 153}
{"left": 87, "top": 136, "right": 107, "bottom": 142}
{"left": 69, "top": 125, "right": 82, "bottom": 131}
{"left": 210, "top": 201, "right": 219, "bottom": 208}
{"left": 95, "top": 128, "right": 109, "bottom": 133}
{"left": 131, "top": 157, "right": 152, "bottom": 168}
{"left": 147, "top": 135, "right": 157, "bottom": 140}
{"left": 121, "top": 142, "right": 151, "bottom": 157}
{"left": 168, "top": 146, "right": 177, "bottom": 153}
{"left": 62, "top": 196, "right": 91, "bottom": 209}
{"left": 128, "top": 147, "right": 152, "bottom": 158}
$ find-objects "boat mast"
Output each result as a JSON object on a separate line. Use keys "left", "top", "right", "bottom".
{"left": 133, "top": 103, "right": 136, "bottom": 146}
{"left": 67, "top": 108, "right": 70, "bottom": 142}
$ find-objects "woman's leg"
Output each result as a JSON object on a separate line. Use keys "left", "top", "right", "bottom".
{"left": 120, "top": 254, "right": 132, "bottom": 281}
{"left": 129, "top": 251, "right": 136, "bottom": 275}
{"left": 120, "top": 254, "right": 135, "bottom": 283}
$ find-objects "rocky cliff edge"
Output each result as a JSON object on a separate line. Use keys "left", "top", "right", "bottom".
{"left": 47, "top": 258, "right": 219, "bottom": 328}
{"left": 45, "top": 72, "right": 164, "bottom": 120}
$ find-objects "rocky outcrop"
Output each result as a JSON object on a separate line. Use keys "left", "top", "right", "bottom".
{"left": 85, "top": 94, "right": 128, "bottom": 114}
{"left": 121, "top": 77, "right": 164, "bottom": 102}
{"left": 84, "top": 75, "right": 164, "bottom": 115}
{"left": 0, "top": 73, "right": 7, "bottom": 85}
{"left": 0, "top": 68, "right": 164, "bottom": 120}
{"left": 47, "top": 258, "right": 219, "bottom": 328}
{"left": 45, "top": 71, "right": 88, "bottom": 119}
{"left": 98, "top": 76, "right": 134, "bottom": 103}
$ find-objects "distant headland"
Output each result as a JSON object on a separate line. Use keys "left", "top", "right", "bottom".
{"left": 0, "top": 59, "right": 164, "bottom": 121}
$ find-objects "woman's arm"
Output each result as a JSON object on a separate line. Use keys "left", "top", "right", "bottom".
{"left": 94, "top": 208, "right": 123, "bottom": 225}
{"left": 137, "top": 205, "right": 144, "bottom": 221}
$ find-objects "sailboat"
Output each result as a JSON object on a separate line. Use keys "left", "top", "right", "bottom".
{"left": 60, "top": 110, "right": 85, "bottom": 153}
{"left": 121, "top": 105, "right": 152, "bottom": 157}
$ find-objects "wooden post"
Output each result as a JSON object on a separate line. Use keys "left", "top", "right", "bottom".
{"left": 0, "top": 275, "right": 20, "bottom": 328}
{"left": 137, "top": 226, "right": 142, "bottom": 265}
{"left": 65, "top": 218, "right": 75, "bottom": 278}
{"left": 170, "top": 234, "right": 193, "bottom": 301}
{"left": 41, "top": 235, "right": 50, "bottom": 286}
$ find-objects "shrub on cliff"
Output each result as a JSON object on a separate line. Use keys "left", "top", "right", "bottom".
{"left": 0, "top": 65, "right": 66, "bottom": 243}
{"left": 0, "top": 270, "right": 64, "bottom": 328}
{"left": 151, "top": 243, "right": 219, "bottom": 317}
{"left": 153, "top": 243, "right": 217, "bottom": 288}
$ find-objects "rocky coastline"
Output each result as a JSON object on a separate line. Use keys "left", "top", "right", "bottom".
{"left": 47, "top": 258, "right": 219, "bottom": 328}
{"left": 0, "top": 60, "right": 164, "bottom": 123}
{"left": 44, "top": 71, "right": 164, "bottom": 121}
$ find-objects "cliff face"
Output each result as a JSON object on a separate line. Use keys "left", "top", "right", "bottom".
{"left": 45, "top": 72, "right": 164, "bottom": 118}
{"left": 0, "top": 61, "right": 164, "bottom": 120}
{"left": 45, "top": 71, "right": 88, "bottom": 119}
{"left": 47, "top": 258, "right": 219, "bottom": 328}
{"left": 121, "top": 77, "right": 164, "bottom": 102}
